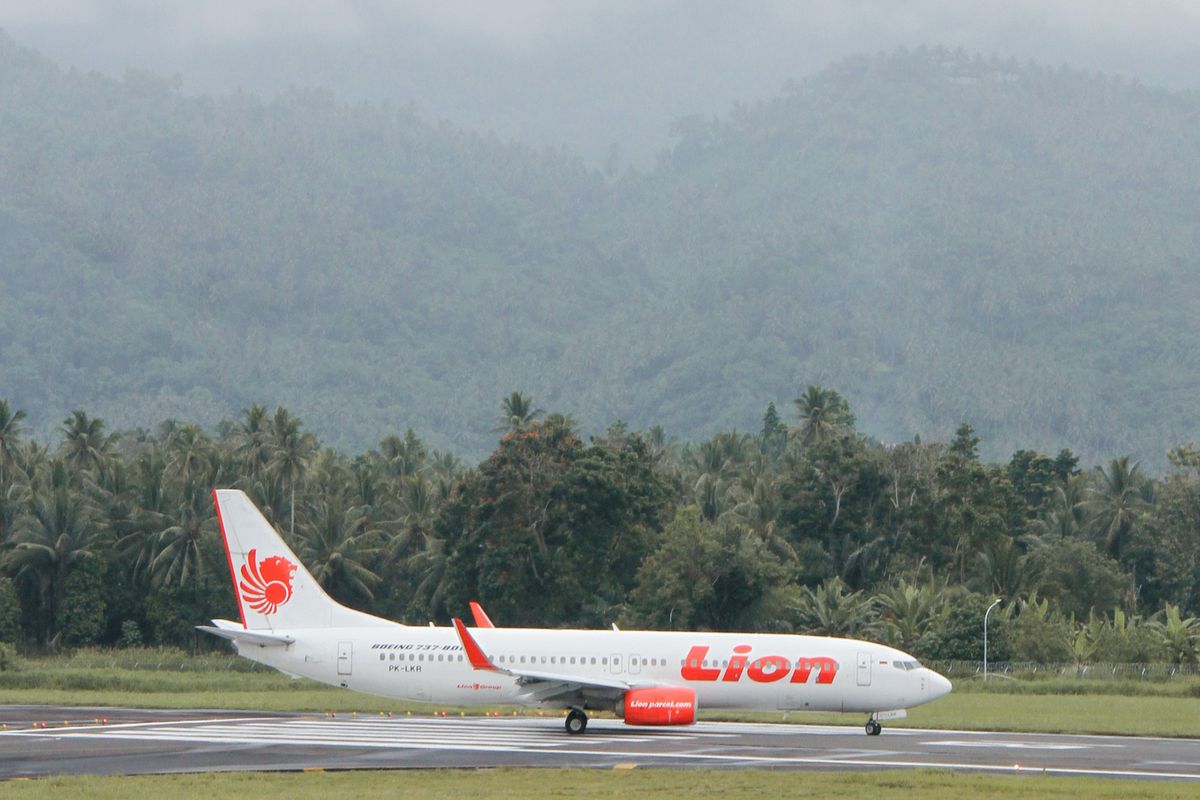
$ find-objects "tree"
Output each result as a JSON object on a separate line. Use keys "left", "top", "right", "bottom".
{"left": 759, "top": 402, "right": 788, "bottom": 459}
{"left": 792, "top": 577, "right": 883, "bottom": 639}
{"left": 0, "top": 399, "right": 27, "bottom": 486}
{"left": 876, "top": 581, "right": 948, "bottom": 650}
{"left": 496, "top": 392, "right": 543, "bottom": 434}
{"left": 1086, "top": 456, "right": 1148, "bottom": 560}
{"left": 917, "top": 594, "right": 1012, "bottom": 662}
{"left": 793, "top": 386, "right": 855, "bottom": 448}
{"left": 0, "top": 576, "right": 20, "bottom": 642}
{"left": 294, "top": 493, "right": 382, "bottom": 607}
{"left": 60, "top": 556, "right": 106, "bottom": 645}
{"left": 1029, "top": 536, "right": 1128, "bottom": 619}
{"left": 1148, "top": 604, "right": 1200, "bottom": 664}
{"left": 379, "top": 428, "right": 427, "bottom": 480}
{"left": 60, "top": 411, "right": 109, "bottom": 473}
{"left": 626, "top": 507, "right": 790, "bottom": 632}
{"left": 266, "top": 407, "right": 316, "bottom": 538}
{"left": 4, "top": 478, "right": 101, "bottom": 642}
{"left": 149, "top": 483, "right": 216, "bottom": 588}
{"left": 235, "top": 404, "right": 272, "bottom": 483}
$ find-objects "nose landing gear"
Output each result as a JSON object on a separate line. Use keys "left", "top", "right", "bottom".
{"left": 865, "top": 718, "right": 882, "bottom": 736}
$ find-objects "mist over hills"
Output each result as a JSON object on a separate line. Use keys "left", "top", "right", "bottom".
{"left": 1, "top": 33, "right": 1197, "bottom": 467}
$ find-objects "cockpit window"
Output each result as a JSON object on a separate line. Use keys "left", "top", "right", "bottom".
{"left": 892, "top": 660, "right": 922, "bottom": 671}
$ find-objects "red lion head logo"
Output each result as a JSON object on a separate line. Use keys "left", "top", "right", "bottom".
{"left": 239, "top": 548, "right": 297, "bottom": 615}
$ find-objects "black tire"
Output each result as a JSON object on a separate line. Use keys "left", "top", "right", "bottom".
{"left": 865, "top": 720, "right": 882, "bottom": 736}
{"left": 566, "top": 709, "right": 588, "bottom": 735}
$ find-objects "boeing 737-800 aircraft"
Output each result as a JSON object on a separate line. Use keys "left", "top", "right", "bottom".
{"left": 200, "top": 489, "right": 952, "bottom": 735}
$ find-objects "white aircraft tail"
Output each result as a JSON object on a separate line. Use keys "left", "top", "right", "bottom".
{"left": 212, "top": 489, "right": 393, "bottom": 631}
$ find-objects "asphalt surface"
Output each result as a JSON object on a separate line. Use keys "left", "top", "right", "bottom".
{"left": 2, "top": 706, "right": 1199, "bottom": 781}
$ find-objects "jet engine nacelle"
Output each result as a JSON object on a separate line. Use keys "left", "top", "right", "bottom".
{"left": 622, "top": 686, "right": 697, "bottom": 726}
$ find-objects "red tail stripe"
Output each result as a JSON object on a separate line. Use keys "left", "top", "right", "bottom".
{"left": 212, "top": 489, "right": 247, "bottom": 629}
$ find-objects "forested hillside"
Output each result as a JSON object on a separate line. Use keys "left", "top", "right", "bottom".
{"left": 3, "top": 394, "right": 1199, "bottom": 665}
{"left": 2, "top": 34, "right": 1199, "bottom": 466}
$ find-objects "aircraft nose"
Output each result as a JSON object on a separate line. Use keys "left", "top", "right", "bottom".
{"left": 928, "top": 671, "right": 952, "bottom": 699}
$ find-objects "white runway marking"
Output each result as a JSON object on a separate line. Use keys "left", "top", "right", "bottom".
{"left": 7, "top": 716, "right": 1200, "bottom": 781}
{"left": 925, "top": 740, "right": 1092, "bottom": 750}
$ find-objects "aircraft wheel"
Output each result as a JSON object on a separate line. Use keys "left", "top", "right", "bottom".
{"left": 865, "top": 720, "right": 882, "bottom": 736}
{"left": 566, "top": 708, "right": 588, "bottom": 735}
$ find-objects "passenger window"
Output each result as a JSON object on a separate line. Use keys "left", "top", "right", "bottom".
{"left": 379, "top": 654, "right": 385, "bottom": 661}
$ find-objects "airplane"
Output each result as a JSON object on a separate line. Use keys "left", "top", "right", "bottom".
{"left": 199, "top": 489, "right": 952, "bottom": 736}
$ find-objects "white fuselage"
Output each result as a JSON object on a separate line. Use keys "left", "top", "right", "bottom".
{"left": 235, "top": 623, "right": 951, "bottom": 715}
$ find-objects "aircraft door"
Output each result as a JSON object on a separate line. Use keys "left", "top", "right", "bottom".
{"left": 856, "top": 651, "right": 871, "bottom": 686}
{"left": 629, "top": 654, "right": 641, "bottom": 675}
{"left": 610, "top": 654, "right": 622, "bottom": 674}
{"left": 338, "top": 641, "right": 353, "bottom": 676}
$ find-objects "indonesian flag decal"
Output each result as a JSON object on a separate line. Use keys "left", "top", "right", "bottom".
{"left": 239, "top": 548, "right": 297, "bottom": 615}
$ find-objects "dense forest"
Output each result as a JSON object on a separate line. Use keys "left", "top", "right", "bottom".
{"left": 1, "top": 392, "right": 1199, "bottom": 664}
{"left": 2, "top": 33, "right": 1200, "bottom": 466}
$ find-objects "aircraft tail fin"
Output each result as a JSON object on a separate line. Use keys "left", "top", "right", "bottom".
{"left": 211, "top": 489, "right": 392, "bottom": 631}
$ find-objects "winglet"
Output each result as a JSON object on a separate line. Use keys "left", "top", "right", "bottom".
{"left": 453, "top": 617, "right": 500, "bottom": 672}
{"left": 469, "top": 601, "right": 495, "bottom": 628}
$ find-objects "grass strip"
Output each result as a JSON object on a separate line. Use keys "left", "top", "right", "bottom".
{"left": 5, "top": 768, "right": 1200, "bottom": 799}
{"left": 3, "top": 686, "right": 1199, "bottom": 738}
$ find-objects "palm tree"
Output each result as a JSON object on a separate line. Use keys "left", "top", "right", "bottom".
{"left": 235, "top": 404, "right": 272, "bottom": 483}
{"left": 0, "top": 399, "right": 27, "bottom": 485}
{"left": 793, "top": 385, "right": 855, "bottom": 447}
{"left": 495, "top": 391, "right": 543, "bottom": 434}
{"left": 1032, "top": 478, "right": 1088, "bottom": 539}
{"left": 61, "top": 411, "right": 109, "bottom": 473}
{"left": 293, "top": 493, "right": 382, "bottom": 605}
{"left": 166, "top": 423, "right": 215, "bottom": 488}
{"left": 1086, "top": 456, "right": 1147, "bottom": 559}
{"left": 379, "top": 428, "right": 427, "bottom": 479}
{"left": 976, "top": 536, "right": 1030, "bottom": 598}
{"left": 149, "top": 483, "right": 215, "bottom": 588}
{"left": 4, "top": 481, "right": 101, "bottom": 641}
{"left": 266, "top": 407, "right": 316, "bottom": 538}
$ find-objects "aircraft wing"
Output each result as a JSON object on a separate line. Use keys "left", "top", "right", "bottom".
{"left": 452, "top": 618, "right": 631, "bottom": 704}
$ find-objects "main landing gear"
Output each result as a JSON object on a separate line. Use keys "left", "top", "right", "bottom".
{"left": 566, "top": 707, "right": 588, "bottom": 735}
{"left": 864, "top": 718, "right": 883, "bottom": 736}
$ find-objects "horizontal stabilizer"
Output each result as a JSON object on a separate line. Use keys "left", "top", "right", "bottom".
{"left": 197, "top": 621, "right": 295, "bottom": 647}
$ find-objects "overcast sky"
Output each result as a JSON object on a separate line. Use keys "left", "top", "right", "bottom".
{"left": 4, "top": 1, "right": 1199, "bottom": 162}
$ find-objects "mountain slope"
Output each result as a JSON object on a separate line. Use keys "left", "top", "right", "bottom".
{"left": 1, "top": 36, "right": 1198, "bottom": 465}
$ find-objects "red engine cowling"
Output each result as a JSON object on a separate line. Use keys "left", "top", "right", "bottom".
{"left": 622, "top": 687, "right": 697, "bottom": 726}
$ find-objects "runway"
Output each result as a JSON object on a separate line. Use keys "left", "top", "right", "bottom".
{"left": 3, "top": 706, "right": 1200, "bottom": 781}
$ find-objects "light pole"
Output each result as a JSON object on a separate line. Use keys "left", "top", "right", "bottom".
{"left": 984, "top": 597, "right": 1003, "bottom": 683}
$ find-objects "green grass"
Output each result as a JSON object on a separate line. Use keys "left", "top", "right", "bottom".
{"left": 3, "top": 650, "right": 1200, "bottom": 737}
{"left": 4, "top": 769, "right": 1199, "bottom": 799}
